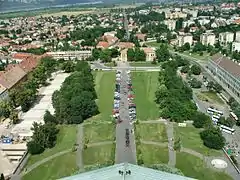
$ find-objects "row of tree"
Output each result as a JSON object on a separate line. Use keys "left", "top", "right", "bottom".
{"left": 155, "top": 57, "right": 197, "bottom": 122}
{"left": 9, "top": 57, "right": 57, "bottom": 112}
{"left": 0, "top": 57, "right": 58, "bottom": 125}
{"left": 52, "top": 61, "right": 99, "bottom": 124}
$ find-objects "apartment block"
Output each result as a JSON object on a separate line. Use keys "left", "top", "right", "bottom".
{"left": 232, "top": 41, "right": 240, "bottom": 52}
{"left": 200, "top": 33, "right": 216, "bottom": 46}
{"left": 219, "top": 32, "right": 234, "bottom": 45}
{"left": 207, "top": 54, "right": 240, "bottom": 98}
{"left": 177, "top": 34, "right": 193, "bottom": 47}
{"left": 164, "top": 20, "right": 176, "bottom": 31}
{"left": 46, "top": 51, "right": 92, "bottom": 60}
{"left": 235, "top": 31, "right": 240, "bottom": 42}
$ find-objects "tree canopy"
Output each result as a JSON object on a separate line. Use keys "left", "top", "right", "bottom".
{"left": 52, "top": 61, "right": 98, "bottom": 124}
{"left": 155, "top": 59, "right": 197, "bottom": 122}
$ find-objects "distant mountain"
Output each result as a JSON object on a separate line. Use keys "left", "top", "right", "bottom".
{"left": 0, "top": 0, "right": 103, "bottom": 12}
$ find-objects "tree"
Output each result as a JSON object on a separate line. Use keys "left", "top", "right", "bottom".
{"left": 0, "top": 100, "right": 11, "bottom": 118}
{"left": 174, "top": 138, "right": 181, "bottom": 151}
{"left": 155, "top": 44, "right": 170, "bottom": 62}
{"left": 9, "top": 111, "right": 19, "bottom": 124}
{"left": 127, "top": 48, "right": 135, "bottom": 61}
{"left": 189, "top": 78, "right": 202, "bottom": 88}
{"left": 44, "top": 110, "right": 57, "bottom": 124}
{"left": 200, "top": 127, "right": 225, "bottom": 150}
{"left": 214, "top": 83, "right": 222, "bottom": 93}
{"left": 61, "top": 61, "right": 75, "bottom": 73}
{"left": 100, "top": 49, "right": 111, "bottom": 63}
{"left": 135, "top": 48, "right": 146, "bottom": 61}
{"left": 182, "top": 42, "right": 190, "bottom": 51}
{"left": 27, "top": 140, "right": 44, "bottom": 155}
{"left": 176, "top": 18, "right": 183, "bottom": 30}
{"left": 190, "top": 64, "right": 201, "bottom": 75}
{"left": 180, "top": 65, "right": 189, "bottom": 73}
{"left": 192, "top": 112, "right": 211, "bottom": 128}
{"left": 207, "top": 81, "right": 215, "bottom": 91}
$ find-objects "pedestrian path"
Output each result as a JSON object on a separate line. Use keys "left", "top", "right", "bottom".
{"left": 76, "top": 124, "right": 84, "bottom": 169}
{"left": 166, "top": 122, "right": 176, "bottom": 167}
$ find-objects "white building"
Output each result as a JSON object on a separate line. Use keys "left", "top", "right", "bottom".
{"left": 232, "top": 41, "right": 240, "bottom": 52}
{"left": 235, "top": 31, "right": 240, "bottom": 42}
{"left": 46, "top": 51, "right": 92, "bottom": 60}
{"left": 198, "top": 19, "right": 210, "bottom": 26}
{"left": 177, "top": 34, "right": 193, "bottom": 47}
{"left": 200, "top": 33, "right": 216, "bottom": 46}
{"left": 164, "top": 20, "right": 176, "bottom": 30}
{"left": 219, "top": 32, "right": 234, "bottom": 45}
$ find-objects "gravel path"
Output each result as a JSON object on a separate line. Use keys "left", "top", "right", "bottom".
{"left": 76, "top": 124, "right": 84, "bottom": 169}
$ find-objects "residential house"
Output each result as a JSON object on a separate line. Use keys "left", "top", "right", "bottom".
{"left": 46, "top": 51, "right": 92, "bottom": 60}
{"left": 102, "top": 35, "right": 119, "bottom": 46}
{"left": 219, "top": 32, "right": 234, "bottom": 46}
{"left": 200, "top": 33, "right": 216, "bottom": 46}
{"left": 135, "top": 33, "right": 147, "bottom": 41}
{"left": 232, "top": 42, "right": 240, "bottom": 52}
{"left": 141, "top": 47, "right": 156, "bottom": 61}
{"left": 177, "top": 33, "right": 193, "bottom": 47}
{"left": 207, "top": 54, "right": 240, "bottom": 98}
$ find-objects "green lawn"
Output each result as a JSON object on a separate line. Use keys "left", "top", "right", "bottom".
{"left": 181, "top": 51, "right": 210, "bottom": 61}
{"left": 23, "top": 152, "right": 78, "bottom": 180}
{"left": 26, "top": 125, "right": 77, "bottom": 167}
{"left": 197, "top": 91, "right": 224, "bottom": 105}
{"left": 137, "top": 123, "right": 168, "bottom": 143}
{"left": 145, "top": 41, "right": 161, "bottom": 47}
{"left": 131, "top": 72, "right": 159, "bottom": 121}
{"left": 84, "top": 123, "right": 115, "bottom": 143}
{"left": 87, "top": 71, "right": 115, "bottom": 123}
{"left": 139, "top": 144, "right": 169, "bottom": 165}
{"left": 129, "top": 62, "right": 160, "bottom": 67}
{"left": 174, "top": 125, "right": 222, "bottom": 156}
{"left": 176, "top": 152, "right": 232, "bottom": 180}
{"left": 83, "top": 143, "right": 115, "bottom": 166}
{"left": 104, "top": 62, "right": 116, "bottom": 67}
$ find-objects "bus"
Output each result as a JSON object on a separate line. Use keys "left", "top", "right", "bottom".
{"left": 207, "top": 108, "right": 223, "bottom": 116}
{"left": 212, "top": 114, "right": 221, "bottom": 120}
{"left": 219, "top": 125, "right": 235, "bottom": 135}
{"left": 229, "top": 112, "right": 238, "bottom": 121}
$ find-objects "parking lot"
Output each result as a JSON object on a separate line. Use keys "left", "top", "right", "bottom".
{"left": 114, "top": 69, "right": 137, "bottom": 164}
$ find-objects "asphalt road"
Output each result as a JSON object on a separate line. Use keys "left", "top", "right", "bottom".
{"left": 115, "top": 64, "right": 137, "bottom": 164}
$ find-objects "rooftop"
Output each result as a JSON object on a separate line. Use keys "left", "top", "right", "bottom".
{"left": 59, "top": 163, "right": 196, "bottom": 180}
{"left": 211, "top": 53, "right": 240, "bottom": 78}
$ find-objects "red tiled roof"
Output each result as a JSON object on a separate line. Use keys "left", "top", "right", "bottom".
{"left": 116, "top": 42, "right": 135, "bottom": 49}
{"left": 96, "top": 41, "right": 109, "bottom": 49}
{"left": 211, "top": 54, "right": 240, "bottom": 78}
{"left": 0, "top": 65, "right": 27, "bottom": 89}
{"left": 19, "top": 56, "right": 40, "bottom": 73}
{"left": 12, "top": 53, "right": 32, "bottom": 60}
